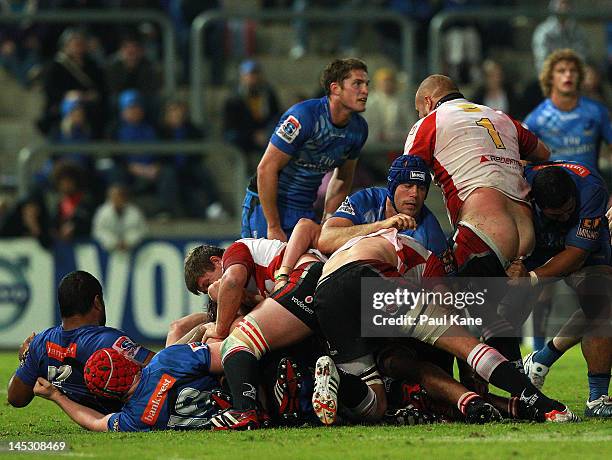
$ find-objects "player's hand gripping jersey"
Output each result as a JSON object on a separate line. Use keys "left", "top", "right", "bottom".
{"left": 333, "top": 187, "right": 454, "bottom": 274}
{"left": 329, "top": 228, "right": 446, "bottom": 280}
{"left": 403, "top": 98, "right": 538, "bottom": 225}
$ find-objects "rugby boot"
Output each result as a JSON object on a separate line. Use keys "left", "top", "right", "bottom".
{"left": 585, "top": 395, "right": 612, "bottom": 418}
{"left": 208, "top": 408, "right": 260, "bottom": 431}
{"left": 274, "top": 357, "right": 302, "bottom": 425}
{"left": 312, "top": 356, "right": 340, "bottom": 425}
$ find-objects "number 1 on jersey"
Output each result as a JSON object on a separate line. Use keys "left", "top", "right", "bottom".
{"left": 476, "top": 118, "right": 506, "bottom": 149}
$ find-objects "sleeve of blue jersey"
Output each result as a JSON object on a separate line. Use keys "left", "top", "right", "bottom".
{"left": 566, "top": 186, "right": 608, "bottom": 251}
{"left": 269, "top": 105, "right": 313, "bottom": 156}
{"left": 14, "top": 334, "right": 42, "bottom": 386}
{"left": 332, "top": 194, "right": 364, "bottom": 224}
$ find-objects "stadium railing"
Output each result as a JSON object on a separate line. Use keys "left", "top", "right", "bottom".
{"left": 0, "top": 9, "right": 177, "bottom": 95}
{"left": 16, "top": 141, "right": 246, "bottom": 230}
{"left": 189, "top": 8, "right": 415, "bottom": 127}
{"left": 428, "top": 7, "right": 612, "bottom": 74}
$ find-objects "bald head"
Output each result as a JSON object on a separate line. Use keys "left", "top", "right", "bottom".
{"left": 415, "top": 75, "right": 460, "bottom": 118}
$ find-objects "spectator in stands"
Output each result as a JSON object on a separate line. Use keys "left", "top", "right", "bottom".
{"left": 92, "top": 183, "right": 147, "bottom": 252}
{"left": 472, "top": 59, "right": 519, "bottom": 119}
{"left": 442, "top": 0, "right": 484, "bottom": 85}
{"left": 363, "top": 67, "right": 412, "bottom": 146}
{"left": 34, "top": 92, "right": 104, "bottom": 204}
{"left": 157, "top": 98, "right": 228, "bottom": 219}
{"left": 38, "top": 27, "right": 108, "bottom": 138}
{"left": 50, "top": 161, "right": 96, "bottom": 242}
{"left": 222, "top": 59, "right": 280, "bottom": 168}
{"left": 532, "top": 0, "right": 589, "bottom": 74}
{"left": 289, "top": 0, "right": 379, "bottom": 59}
{"left": 0, "top": 191, "right": 52, "bottom": 248}
{"left": 105, "top": 31, "right": 161, "bottom": 119}
{"left": 110, "top": 89, "right": 178, "bottom": 219}
{"left": 0, "top": 0, "right": 42, "bottom": 87}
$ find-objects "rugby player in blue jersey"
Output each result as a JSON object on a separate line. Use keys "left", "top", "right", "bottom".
{"left": 7, "top": 271, "right": 154, "bottom": 413}
{"left": 318, "top": 155, "right": 456, "bottom": 275}
{"left": 241, "top": 58, "right": 369, "bottom": 241}
{"left": 524, "top": 49, "right": 612, "bottom": 172}
{"left": 506, "top": 161, "right": 612, "bottom": 417}
{"left": 33, "top": 343, "right": 225, "bottom": 431}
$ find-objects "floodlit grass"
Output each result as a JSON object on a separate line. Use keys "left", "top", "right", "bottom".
{"left": 0, "top": 346, "right": 609, "bottom": 460}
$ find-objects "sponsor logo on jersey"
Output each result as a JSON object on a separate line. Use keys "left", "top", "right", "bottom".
{"left": 46, "top": 342, "right": 77, "bottom": 361}
{"left": 141, "top": 374, "right": 177, "bottom": 425}
{"left": 112, "top": 336, "right": 142, "bottom": 362}
{"left": 479, "top": 155, "right": 522, "bottom": 168}
{"left": 276, "top": 115, "right": 301, "bottom": 143}
{"left": 189, "top": 342, "right": 208, "bottom": 352}
{"left": 410, "top": 171, "right": 426, "bottom": 181}
{"left": 336, "top": 197, "right": 356, "bottom": 216}
{"left": 576, "top": 217, "right": 602, "bottom": 240}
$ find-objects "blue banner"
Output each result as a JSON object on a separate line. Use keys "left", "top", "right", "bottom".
{"left": 0, "top": 237, "right": 236, "bottom": 347}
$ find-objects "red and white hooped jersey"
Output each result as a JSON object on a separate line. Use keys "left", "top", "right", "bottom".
{"left": 329, "top": 228, "right": 446, "bottom": 280}
{"left": 222, "top": 238, "right": 325, "bottom": 296}
{"left": 403, "top": 98, "right": 538, "bottom": 226}
{"left": 222, "top": 238, "right": 286, "bottom": 296}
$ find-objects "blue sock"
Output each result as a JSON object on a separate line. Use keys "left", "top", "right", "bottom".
{"left": 532, "top": 340, "right": 563, "bottom": 367}
{"left": 588, "top": 373, "right": 611, "bottom": 402}
{"left": 533, "top": 336, "right": 545, "bottom": 351}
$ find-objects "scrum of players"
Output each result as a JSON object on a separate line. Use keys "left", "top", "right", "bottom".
{"left": 8, "top": 54, "right": 612, "bottom": 431}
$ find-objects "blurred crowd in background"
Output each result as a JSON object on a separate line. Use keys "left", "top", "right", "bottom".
{"left": 0, "top": 0, "right": 610, "bottom": 249}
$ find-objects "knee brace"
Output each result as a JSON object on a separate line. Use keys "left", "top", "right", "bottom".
{"left": 220, "top": 314, "right": 270, "bottom": 364}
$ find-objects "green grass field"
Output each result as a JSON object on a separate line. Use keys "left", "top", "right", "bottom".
{"left": 1, "top": 347, "right": 610, "bottom": 460}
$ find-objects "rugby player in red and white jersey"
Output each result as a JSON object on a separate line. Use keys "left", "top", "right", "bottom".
{"left": 311, "top": 226, "right": 578, "bottom": 424}
{"left": 182, "top": 239, "right": 326, "bottom": 430}
{"left": 403, "top": 74, "right": 551, "bottom": 368}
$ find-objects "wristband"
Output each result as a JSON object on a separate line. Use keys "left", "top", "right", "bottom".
{"left": 274, "top": 273, "right": 289, "bottom": 281}
{"left": 528, "top": 271, "right": 539, "bottom": 287}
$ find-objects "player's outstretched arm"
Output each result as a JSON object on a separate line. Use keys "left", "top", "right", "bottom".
{"left": 34, "top": 378, "right": 111, "bottom": 432}
{"left": 275, "top": 218, "right": 321, "bottom": 288}
{"left": 257, "top": 143, "right": 292, "bottom": 241}
{"left": 323, "top": 159, "right": 358, "bottom": 222}
{"left": 319, "top": 214, "right": 416, "bottom": 254}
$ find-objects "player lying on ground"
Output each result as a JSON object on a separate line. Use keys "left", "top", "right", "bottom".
{"left": 33, "top": 342, "right": 226, "bottom": 431}
{"left": 7, "top": 271, "right": 154, "bottom": 414}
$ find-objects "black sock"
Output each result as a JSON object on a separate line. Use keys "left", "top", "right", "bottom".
{"left": 488, "top": 361, "right": 563, "bottom": 412}
{"left": 223, "top": 350, "right": 259, "bottom": 410}
{"left": 485, "top": 337, "right": 523, "bottom": 367}
{"left": 337, "top": 369, "right": 368, "bottom": 409}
